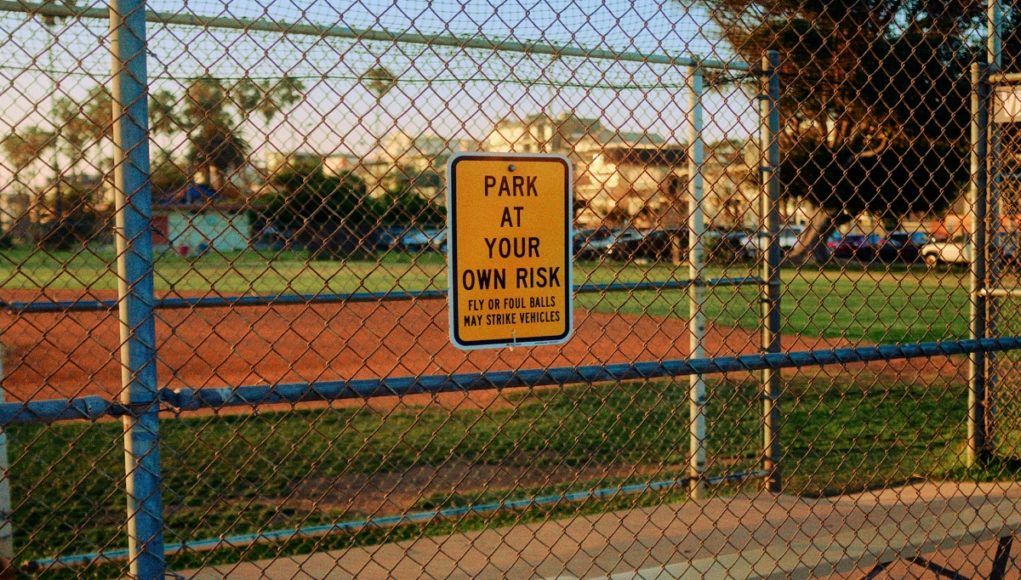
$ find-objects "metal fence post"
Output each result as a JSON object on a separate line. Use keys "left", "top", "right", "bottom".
{"left": 760, "top": 50, "right": 783, "bottom": 493}
{"left": 989, "top": 0, "right": 1002, "bottom": 71}
{"left": 687, "top": 64, "right": 707, "bottom": 500}
{"left": 986, "top": 0, "right": 1003, "bottom": 454}
{"left": 110, "top": 0, "right": 165, "bottom": 576}
{"left": 969, "top": 62, "right": 990, "bottom": 468}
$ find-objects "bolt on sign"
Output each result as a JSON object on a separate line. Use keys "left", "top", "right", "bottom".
{"left": 447, "top": 152, "right": 573, "bottom": 350}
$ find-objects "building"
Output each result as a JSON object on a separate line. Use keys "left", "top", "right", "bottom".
{"left": 360, "top": 131, "right": 477, "bottom": 201}
{"left": 484, "top": 113, "right": 603, "bottom": 155}
{"left": 485, "top": 112, "right": 685, "bottom": 227}
{"left": 577, "top": 144, "right": 687, "bottom": 228}
{"left": 153, "top": 183, "right": 251, "bottom": 255}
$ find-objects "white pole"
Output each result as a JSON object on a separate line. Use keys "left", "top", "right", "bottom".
{"left": 687, "top": 66, "right": 707, "bottom": 500}
{"left": 0, "top": 347, "right": 13, "bottom": 568}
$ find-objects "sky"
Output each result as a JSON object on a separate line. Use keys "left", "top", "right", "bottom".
{"left": 0, "top": 0, "right": 756, "bottom": 170}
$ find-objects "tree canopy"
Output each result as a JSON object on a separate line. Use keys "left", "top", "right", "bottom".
{"left": 709, "top": 0, "right": 991, "bottom": 258}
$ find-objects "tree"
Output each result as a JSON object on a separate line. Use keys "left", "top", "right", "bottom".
{"left": 179, "top": 75, "right": 304, "bottom": 188}
{"left": 362, "top": 66, "right": 397, "bottom": 100}
{"left": 2, "top": 126, "right": 56, "bottom": 234}
{"left": 709, "top": 1, "right": 981, "bottom": 261}
{"left": 181, "top": 76, "right": 248, "bottom": 187}
{"left": 228, "top": 76, "right": 305, "bottom": 186}
{"left": 2, "top": 127, "right": 54, "bottom": 175}
{"left": 54, "top": 86, "right": 113, "bottom": 180}
{"left": 149, "top": 89, "right": 182, "bottom": 138}
{"left": 264, "top": 164, "right": 370, "bottom": 258}
{"left": 230, "top": 76, "right": 305, "bottom": 130}
{"left": 374, "top": 169, "right": 446, "bottom": 228}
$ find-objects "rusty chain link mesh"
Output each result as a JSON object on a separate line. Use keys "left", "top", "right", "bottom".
{"left": 1, "top": 0, "right": 1021, "bottom": 577}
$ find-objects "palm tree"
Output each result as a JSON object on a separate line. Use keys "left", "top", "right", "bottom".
{"left": 54, "top": 86, "right": 113, "bottom": 181}
{"left": 182, "top": 77, "right": 247, "bottom": 188}
{"left": 229, "top": 76, "right": 305, "bottom": 179}
{"left": 149, "top": 89, "right": 182, "bottom": 139}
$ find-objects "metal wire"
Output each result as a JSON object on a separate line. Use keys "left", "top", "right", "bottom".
{"left": 0, "top": 1, "right": 1018, "bottom": 578}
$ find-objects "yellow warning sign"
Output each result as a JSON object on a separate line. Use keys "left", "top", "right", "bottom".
{"left": 447, "top": 152, "right": 573, "bottom": 350}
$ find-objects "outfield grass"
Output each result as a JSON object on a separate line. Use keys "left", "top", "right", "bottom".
{"left": 13, "top": 373, "right": 980, "bottom": 576}
{"left": 0, "top": 247, "right": 972, "bottom": 343}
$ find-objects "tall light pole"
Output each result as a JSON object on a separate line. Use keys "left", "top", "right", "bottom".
{"left": 42, "top": 3, "right": 66, "bottom": 241}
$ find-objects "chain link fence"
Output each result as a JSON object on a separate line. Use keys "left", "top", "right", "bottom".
{"left": 1, "top": 0, "right": 1021, "bottom": 577}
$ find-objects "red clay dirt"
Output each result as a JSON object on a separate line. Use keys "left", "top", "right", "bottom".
{"left": 0, "top": 289, "right": 962, "bottom": 408}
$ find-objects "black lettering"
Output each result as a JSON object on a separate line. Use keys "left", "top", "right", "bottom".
{"left": 484, "top": 175, "right": 496, "bottom": 196}
{"left": 499, "top": 176, "right": 510, "bottom": 196}
{"left": 463, "top": 268, "right": 506, "bottom": 290}
{"left": 500, "top": 207, "right": 514, "bottom": 228}
{"left": 526, "top": 176, "right": 537, "bottom": 195}
{"left": 483, "top": 237, "right": 542, "bottom": 258}
{"left": 514, "top": 267, "right": 562, "bottom": 288}
{"left": 512, "top": 175, "right": 524, "bottom": 195}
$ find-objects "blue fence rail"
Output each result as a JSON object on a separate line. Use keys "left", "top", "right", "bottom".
{"left": 0, "top": 337, "right": 1013, "bottom": 427}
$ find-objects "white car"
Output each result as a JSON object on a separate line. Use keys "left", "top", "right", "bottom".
{"left": 744, "top": 225, "right": 805, "bottom": 258}
{"left": 920, "top": 235, "right": 969, "bottom": 266}
{"left": 920, "top": 232, "right": 1019, "bottom": 266}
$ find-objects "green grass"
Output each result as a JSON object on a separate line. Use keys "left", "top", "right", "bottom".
{"left": 10, "top": 373, "right": 1006, "bottom": 577}
{"left": 0, "top": 248, "right": 972, "bottom": 343}
{"left": 0, "top": 249, "right": 995, "bottom": 576}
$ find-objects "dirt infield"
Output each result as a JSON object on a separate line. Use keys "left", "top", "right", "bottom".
{"left": 0, "top": 290, "right": 961, "bottom": 406}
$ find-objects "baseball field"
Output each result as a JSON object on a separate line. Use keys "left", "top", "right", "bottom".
{"left": 0, "top": 248, "right": 1005, "bottom": 576}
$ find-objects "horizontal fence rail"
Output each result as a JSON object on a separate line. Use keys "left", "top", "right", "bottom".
{"left": 0, "top": 337, "right": 1016, "bottom": 426}
{"left": 0, "top": 1, "right": 750, "bottom": 72}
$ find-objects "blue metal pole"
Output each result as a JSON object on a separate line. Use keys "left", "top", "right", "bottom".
{"left": 687, "top": 65, "right": 707, "bottom": 499}
{"left": 109, "top": 0, "right": 164, "bottom": 576}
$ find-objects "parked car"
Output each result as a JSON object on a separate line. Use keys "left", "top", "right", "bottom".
{"left": 400, "top": 228, "right": 446, "bottom": 252}
{"left": 591, "top": 228, "right": 643, "bottom": 256}
{"left": 573, "top": 227, "right": 624, "bottom": 259}
{"left": 921, "top": 231, "right": 1020, "bottom": 266}
{"left": 606, "top": 228, "right": 687, "bottom": 262}
{"left": 372, "top": 225, "right": 411, "bottom": 251}
{"left": 827, "top": 233, "right": 882, "bottom": 260}
{"left": 706, "top": 229, "right": 752, "bottom": 261}
{"left": 743, "top": 225, "right": 805, "bottom": 258}
{"left": 877, "top": 231, "right": 929, "bottom": 262}
{"left": 920, "top": 234, "right": 969, "bottom": 266}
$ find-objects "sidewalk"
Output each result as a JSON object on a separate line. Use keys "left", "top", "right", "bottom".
{"left": 183, "top": 482, "right": 1021, "bottom": 579}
